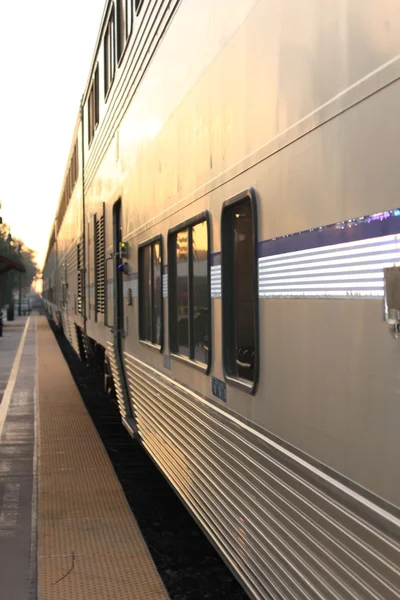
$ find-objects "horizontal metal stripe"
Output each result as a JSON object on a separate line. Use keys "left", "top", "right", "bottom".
{"left": 259, "top": 263, "right": 394, "bottom": 279}
{"left": 124, "top": 354, "right": 400, "bottom": 599}
{"left": 130, "top": 391, "right": 389, "bottom": 598}
{"left": 133, "top": 405, "right": 300, "bottom": 599}
{"left": 139, "top": 433, "right": 270, "bottom": 599}
{"left": 260, "top": 234, "right": 400, "bottom": 263}
{"left": 259, "top": 291, "right": 384, "bottom": 299}
{"left": 162, "top": 274, "right": 168, "bottom": 298}
{"left": 127, "top": 371, "right": 379, "bottom": 598}
{"left": 126, "top": 359, "right": 397, "bottom": 557}
{"left": 127, "top": 375, "right": 293, "bottom": 599}
{"left": 261, "top": 282, "right": 383, "bottom": 290}
{"left": 259, "top": 250, "right": 400, "bottom": 274}
{"left": 106, "top": 342, "right": 129, "bottom": 419}
{"left": 260, "top": 275, "right": 384, "bottom": 286}
{"left": 211, "top": 265, "right": 221, "bottom": 299}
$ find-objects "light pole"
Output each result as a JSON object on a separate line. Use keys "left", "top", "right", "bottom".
{"left": 6, "top": 232, "right": 14, "bottom": 321}
{"left": 18, "top": 243, "right": 22, "bottom": 316}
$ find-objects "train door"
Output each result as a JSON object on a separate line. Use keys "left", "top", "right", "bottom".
{"left": 110, "top": 199, "right": 135, "bottom": 434}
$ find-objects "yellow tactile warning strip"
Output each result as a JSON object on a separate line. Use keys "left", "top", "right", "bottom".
{"left": 36, "top": 317, "right": 169, "bottom": 600}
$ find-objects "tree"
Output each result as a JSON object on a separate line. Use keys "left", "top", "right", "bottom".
{"left": 0, "top": 222, "right": 40, "bottom": 297}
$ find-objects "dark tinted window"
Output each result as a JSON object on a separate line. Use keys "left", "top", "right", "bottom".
{"left": 88, "top": 65, "right": 99, "bottom": 145}
{"left": 153, "top": 241, "right": 162, "bottom": 345}
{"left": 222, "top": 196, "right": 257, "bottom": 384}
{"left": 104, "top": 9, "right": 115, "bottom": 98}
{"left": 126, "top": 0, "right": 133, "bottom": 37}
{"left": 116, "top": 0, "right": 133, "bottom": 60}
{"left": 169, "top": 217, "right": 210, "bottom": 367}
{"left": 192, "top": 221, "right": 209, "bottom": 364}
{"left": 139, "top": 239, "right": 162, "bottom": 346}
{"left": 176, "top": 230, "right": 189, "bottom": 356}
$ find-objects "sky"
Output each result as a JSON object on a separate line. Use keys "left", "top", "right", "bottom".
{"left": 0, "top": 0, "right": 106, "bottom": 269}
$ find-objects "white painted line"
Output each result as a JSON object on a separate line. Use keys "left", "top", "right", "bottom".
{"left": 0, "top": 317, "right": 30, "bottom": 440}
{"left": 30, "top": 317, "right": 38, "bottom": 595}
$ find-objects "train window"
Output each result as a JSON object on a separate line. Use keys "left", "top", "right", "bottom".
{"left": 221, "top": 189, "right": 258, "bottom": 392}
{"left": 168, "top": 213, "right": 211, "bottom": 370}
{"left": 116, "top": 0, "right": 133, "bottom": 62}
{"left": 126, "top": 0, "right": 133, "bottom": 37}
{"left": 139, "top": 237, "right": 163, "bottom": 348}
{"left": 104, "top": 8, "right": 115, "bottom": 99}
{"left": 88, "top": 65, "right": 99, "bottom": 145}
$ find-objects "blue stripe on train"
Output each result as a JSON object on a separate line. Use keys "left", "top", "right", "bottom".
{"left": 258, "top": 209, "right": 400, "bottom": 258}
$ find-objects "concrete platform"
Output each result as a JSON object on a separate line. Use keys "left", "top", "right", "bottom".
{"left": 0, "top": 316, "right": 169, "bottom": 600}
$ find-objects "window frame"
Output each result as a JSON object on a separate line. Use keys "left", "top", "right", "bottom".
{"left": 116, "top": 0, "right": 134, "bottom": 65}
{"left": 138, "top": 234, "right": 164, "bottom": 352}
{"left": 221, "top": 188, "right": 259, "bottom": 394}
{"left": 168, "top": 211, "right": 211, "bottom": 374}
{"left": 104, "top": 6, "right": 116, "bottom": 101}
{"left": 88, "top": 64, "right": 99, "bottom": 147}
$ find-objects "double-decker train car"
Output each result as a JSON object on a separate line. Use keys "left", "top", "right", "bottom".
{"left": 42, "top": 1, "right": 400, "bottom": 598}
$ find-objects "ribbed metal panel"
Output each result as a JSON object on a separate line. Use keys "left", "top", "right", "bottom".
{"left": 162, "top": 274, "right": 168, "bottom": 298}
{"left": 61, "top": 311, "right": 80, "bottom": 358}
{"left": 106, "top": 342, "right": 128, "bottom": 419}
{"left": 211, "top": 265, "right": 221, "bottom": 298}
{"left": 77, "top": 240, "right": 84, "bottom": 315}
{"left": 69, "top": 321, "right": 80, "bottom": 358}
{"left": 124, "top": 352, "right": 400, "bottom": 600}
{"left": 95, "top": 216, "right": 105, "bottom": 314}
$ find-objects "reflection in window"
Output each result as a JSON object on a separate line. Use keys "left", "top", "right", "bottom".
{"left": 139, "top": 239, "right": 162, "bottom": 346}
{"left": 192, "top": 221, "right": 209, "bottom": 364}
{"left": 104, "top": 9, "right": 115, "bottom": 98}
{"left": 88, "top": 65, "right": 99, "bottom": 145}
{"left": 222, "top": 198, "right": 256, "bottom": 383}
{"left": 169, "top": 218, "right": 210, "bottom": 366}
{"left": 176, "top": 230, "right": 189, "bottom": 356}
{"left": 152, "top": 242, "right": 162, "bottom": 344}
{"left": 116, "top": 0, "right": 133, "bottom": 60}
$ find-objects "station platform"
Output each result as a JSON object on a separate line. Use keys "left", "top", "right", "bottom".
{"left": 0, "top": 315, "right": 169, "bottom": 600}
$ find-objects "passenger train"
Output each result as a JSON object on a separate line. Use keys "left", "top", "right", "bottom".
{"left": 42, "top": 1, "right": 400, "bottom": 597}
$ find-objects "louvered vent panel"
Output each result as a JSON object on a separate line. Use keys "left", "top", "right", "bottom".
{"left": 95, "top": 216, "right": 105, "bottom": 314}
{"left": 77, "top": 240, "right": 84, "bottom": 314}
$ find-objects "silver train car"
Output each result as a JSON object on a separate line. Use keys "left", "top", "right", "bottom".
{"left": 42, "top": 1, "right": 400, "bottom": 597}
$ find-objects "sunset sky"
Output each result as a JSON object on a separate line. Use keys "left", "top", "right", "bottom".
{"left": 0, "top": 0, "right": 106, "bottom": 269}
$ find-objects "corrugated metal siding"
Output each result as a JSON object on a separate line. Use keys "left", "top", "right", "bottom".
{"left": 124, "top": 352, "right": 400, "bottom": 600}
{"left": 95, "top": 216, "right": 105, "bottom": 314}
{"left": 107, "top": 341, "right": 129, "bottom": 419}
{"left": 77, "top": 240, "right": 84, "bottom": 314}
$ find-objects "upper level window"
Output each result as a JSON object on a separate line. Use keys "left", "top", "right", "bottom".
{"left": 168, "top": 214, "right": 210, "bottom": 369}
{"left": 104, "top": 9, "right": 115, "bottom": 99}
{"left": 116, "top": 0, "right": 133, "bottom": 61}
{"left": 88, "top": 65, "right": 99, "bottom": 145}
{"left": 221, "top": 190, "right": 258, "bottom": 391}
{"left": 139, "top": 237, "right": 163, "bottom": 347}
